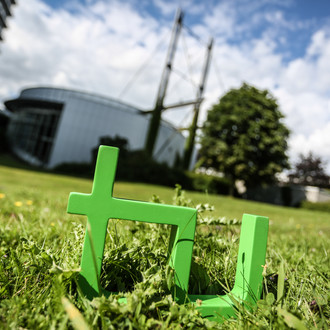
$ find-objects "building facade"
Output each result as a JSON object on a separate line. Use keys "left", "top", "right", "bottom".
{"left": 5, "top": 87, "right": 186, "bottom": 168}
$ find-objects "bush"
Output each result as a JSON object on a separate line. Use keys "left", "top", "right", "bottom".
{"left": 55, "top": 135, "right": 234, "bottom": 195}
{"left": 116, "top": 149, "right": 190, "bottom": 188}
{"left": 301, "top": 201, "right": 330, "bottom": 213}
{"left": 54, "top": 162, "right": 93, "bottom": 177}
{"left": 186, "top": 172, "right": 232, "bottom": 195}
{"left": 90, "top": 136, "right": 189, "bottom": 188}
{"left": 0, "top": 113, "right": 9, "bottom": 153}
{"left": 281, "top": 185, "right": 292, "bottom": 206}
{"left": 0, "top": 135, "right": 8, "bottom": 153}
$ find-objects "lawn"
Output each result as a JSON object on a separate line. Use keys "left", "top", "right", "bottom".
{"left": 0, "top": 163, "right": 329, "bottom": 329}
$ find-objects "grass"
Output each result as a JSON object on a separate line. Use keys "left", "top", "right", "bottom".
{"left": 0, "top": 163, "right": 329, "bottom": 329}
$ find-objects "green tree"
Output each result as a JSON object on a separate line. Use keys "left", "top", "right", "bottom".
{"left": 199, "top": 83, "right": 290, "bottom": 193}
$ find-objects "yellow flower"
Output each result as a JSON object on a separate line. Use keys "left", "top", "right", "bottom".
{"left": 26, "top": 200, "right": 33, "bottom": 206}
{"left": 0, "top": 193, "right": 5, "bottom": 199}
{"left": 50, "top": 222, "right": 55, "bottom": 226}
{"left": 14, "top": 201, "right": 23, "bottom": 207}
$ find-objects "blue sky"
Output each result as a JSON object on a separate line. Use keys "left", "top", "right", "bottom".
{"left": 0, "top": 0, "right": 330, "bottom": 172}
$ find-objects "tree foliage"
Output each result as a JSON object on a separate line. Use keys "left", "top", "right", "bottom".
{"left": 289, "top": 152, "right": 330, "bottom": 187}
{"left": 199, "top": 83, "right": 290, "bottom": 189}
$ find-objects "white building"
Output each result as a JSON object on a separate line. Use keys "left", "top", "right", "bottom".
{"left": 5, "top": 87, "right": 186, "bottom": 168}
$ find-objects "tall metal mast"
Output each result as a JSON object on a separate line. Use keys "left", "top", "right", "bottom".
{"left": 183, "top": 37, "right": 213, "bottom": 170}
{"left": 144, "top": 8, "right": 183, "bottom": 156}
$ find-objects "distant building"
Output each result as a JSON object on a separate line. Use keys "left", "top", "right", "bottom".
{"left": 5, "top": 87, "right": 186, "bottom": 168}
{"left": 0, "top": 0, "right": 15, "bottom": 41}
{"left": 305, "top": 186, "right": 330, "bottom": 203}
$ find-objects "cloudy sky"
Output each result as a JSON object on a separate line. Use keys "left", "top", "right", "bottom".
{"left": 1, "top": 0, "right": 330, "bottom": 172}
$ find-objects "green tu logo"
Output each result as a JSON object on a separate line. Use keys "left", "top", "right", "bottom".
{"left": 67, "top": 146, "right": 269, "bottom": 322}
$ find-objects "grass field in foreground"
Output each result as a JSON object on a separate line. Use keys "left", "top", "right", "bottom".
{"left": 0, "top": 164, "right": 329, "bottom": 329}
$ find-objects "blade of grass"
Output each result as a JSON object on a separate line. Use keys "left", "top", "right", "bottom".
{"left": 62, "top": 297, "right": 90, "bottom": 330}
{"left": 277, "top": 261, "right": 285, "bottom": 303}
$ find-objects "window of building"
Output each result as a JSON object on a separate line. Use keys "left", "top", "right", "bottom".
{"left": 8, "top": 107, "right": 62, "bottom": 165}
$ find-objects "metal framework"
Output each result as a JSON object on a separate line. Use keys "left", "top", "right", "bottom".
{"left": 144, "top": 8, "right": 184, "bottom": 156}
{"left": 0, "top": 0, "right": 15, "bottom": 40}
{"left": 144, "top": 9, "right": 213, "bottom": 167}
{"left": 183, "top": 37, "right": 213, "bottom": 169}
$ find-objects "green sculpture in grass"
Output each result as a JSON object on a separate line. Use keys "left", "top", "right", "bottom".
{"left": 67, "top": 145, "right": 269, "bottom": 322}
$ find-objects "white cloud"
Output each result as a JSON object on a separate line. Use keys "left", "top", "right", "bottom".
{"left": 307, "top": 30, "right": 328, "bottom": 57}
{"left": 273, "top": 29, "right": 330, "bottom": 173}
{"left": 0, "top": 0, "right": 169, "bottom": 106}
{"left": 290, "top": 122, "right": 330, "bottom": 172}
{"left": 202, "top": 2, "right": 236, "bottom": 40}
{"left": 0, "top": 0, "right": 329, "bottom": 174}
{"left": 152, "top": 0, "right": 177, "bottom": 17}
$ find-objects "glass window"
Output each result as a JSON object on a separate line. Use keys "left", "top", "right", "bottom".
{"left": 8, "top": 106, "right": 62, "bottom": 165}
